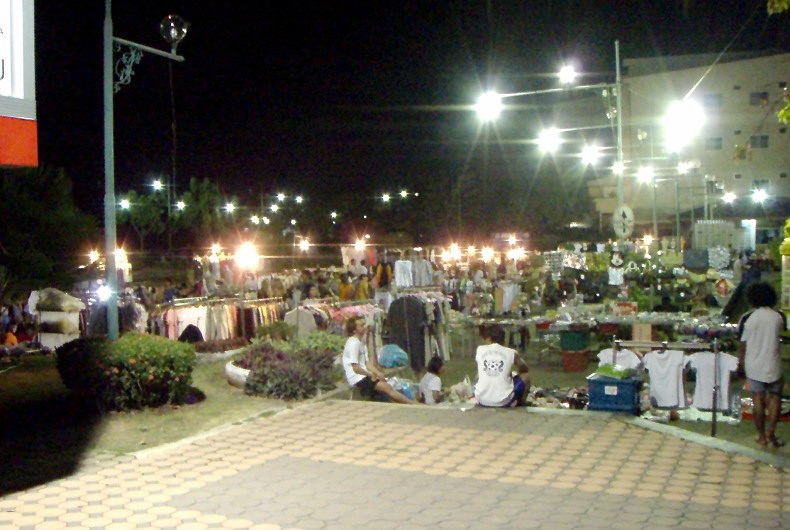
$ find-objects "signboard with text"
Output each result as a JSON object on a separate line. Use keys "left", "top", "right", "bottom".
{"left": 0, "top": 0, "right": 37, "bottom": 167}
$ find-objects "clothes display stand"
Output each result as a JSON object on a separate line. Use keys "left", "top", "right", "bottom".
{"left": 610, "top": 337, "right": 723, "bottom": 437}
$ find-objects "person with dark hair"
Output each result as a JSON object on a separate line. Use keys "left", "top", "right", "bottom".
{"left": 738, "top": 282, "right": 786, "bottom": 447}
{"left": 420, "top": 356, "right": 445, "bottom": 404}
{"left": 474, "top": 324, "right": 531, "bottom": 407}
{"left": 342, "top": 316, "right": 417, "bottom": 404}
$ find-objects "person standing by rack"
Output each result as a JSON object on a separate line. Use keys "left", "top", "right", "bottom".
{"left": 738, "top": 282, "right": 786, "bottom": 448}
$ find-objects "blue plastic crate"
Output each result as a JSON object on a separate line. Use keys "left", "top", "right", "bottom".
{"left": 587, "top": 374, "right": 642, "bottom": 415}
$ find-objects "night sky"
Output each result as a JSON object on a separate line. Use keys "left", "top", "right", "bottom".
{"left": 34, "top": 1, "right": 789, "bottom": 217}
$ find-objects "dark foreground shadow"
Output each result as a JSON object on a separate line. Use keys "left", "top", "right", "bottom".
{"left": 0, "top": 357, "right": 103, "bottom": 496}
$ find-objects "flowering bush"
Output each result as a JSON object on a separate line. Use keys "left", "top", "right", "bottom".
{"left": 56, "top": 333, "right": 196, "bottom": 411}
{"left": 238, "top": 331, "right": 343, "bottom": 400}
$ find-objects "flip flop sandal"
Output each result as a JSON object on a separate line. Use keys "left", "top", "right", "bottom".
{"left": 770, "top": 438, "right": 786, "bottom": 448}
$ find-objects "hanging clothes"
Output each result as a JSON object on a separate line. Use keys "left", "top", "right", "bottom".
{"left": 388, "top": 296, "right": 427, "bottom": 373}
{"left": 643, "top": 350, "right": 688, "bottom": 408}
{"left": 687, "top": 351, "right": 739, "bottom": 410}
{"left": 394, "top": 260, "right": 413, "bottom": 288}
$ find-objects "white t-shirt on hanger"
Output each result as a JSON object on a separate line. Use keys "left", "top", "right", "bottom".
{"left": 597, "top": 348, "right": 642, "bottom": 371}
{"left": 394, "top": 260, "right": 413, "bottom": 288}
{"left": 687, "top": 351, "right": 739, "bottom": 410}
{"left": 643, "top": 350, "right": 688, "bottom": 408}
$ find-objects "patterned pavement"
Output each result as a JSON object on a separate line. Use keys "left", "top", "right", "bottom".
{"left": 1, "top": 400, "right": 789, "bottom": 529}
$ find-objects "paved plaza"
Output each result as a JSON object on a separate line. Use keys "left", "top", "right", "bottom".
{"left": 1, "top": 400, "right": 790, "bottom": 529}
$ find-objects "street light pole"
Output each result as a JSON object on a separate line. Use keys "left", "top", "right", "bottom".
{"left": 103, "top": 0, "right": 119, "bottom": 340}
{"left": 615, "top": 40, "right": 625, "bottom": 209}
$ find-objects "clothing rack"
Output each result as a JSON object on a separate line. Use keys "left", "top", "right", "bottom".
{"left": 612, "top": 336, "right": 722, "bottom": 437}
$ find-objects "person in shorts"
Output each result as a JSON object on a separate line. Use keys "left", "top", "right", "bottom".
{"left": 474, "top": 324, "right": 531, "bottom": 407}
{"left": 738, "top": 282, "right": 786, "bottom": 447}
{"left": 342, "top": 316, "right": 417, "bottom": 404}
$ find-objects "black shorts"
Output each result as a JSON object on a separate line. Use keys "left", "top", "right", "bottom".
{"left": 354, "top": 376, "right": 379, "bottom": 398}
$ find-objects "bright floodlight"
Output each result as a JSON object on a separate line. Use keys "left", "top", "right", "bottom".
{"left": 507, "top": 247, "right": 526, "bottom": 261}
{"left": 250, "top": 215, "right": 260, "bottom": 225}
{"left": 382, "top": 193, "right": 391, "bottom": 202}
{"left": 507, "top": 234, "right": 517, "bottom": 246}
{"left": 752, "top": 189, "right": 768, "bottom": 203}
{"left": 262, "top": 216, "right": 271, "bottom": 225}
{"left": 299, "top": 239, "right": 310, "bottom": 252}
{"left": 290, "top": 219, "right": 297, "bottom": 226}
{"left": 637, "top": 167, "right": 654, "bottom": 183}
{"left": 476, "top": 91, "right": 503, "bottom": 122}
{"left": 558, "top": 65, "right": 578, "bottom": 84}
{"left": 97, "top": 285, "right": 112, "bottom": 302}
{"left": 235, "top": 242, "right": 258, "bottom": 270}
{"left": 677, "top": 161, "right": 692, "bottom": 175}
{"left": 400, "top": 190, "right": 408, "bottom": 198}
{"left": 89, "top": 250, "right": 100, "bottom": 263}
{"left": 449, "top": 244, "right": 462, "bottom": 261}
{"left": 481, "top": 247, "right": 495, "bottom": 262}
{"left": 467, "top": 245, "right": 476, "bottom": 257}
{"left": 152, "top": 179, "right": 163, "bottom": 191}
{"left": 210, "top": 243, "right": 221, "bottom": 255}
{"left": 722, "top": 192, "right": 736, "bottom": 204}
{"left": 224, "top": 202, "right": 235, "bottom": 213}
{"left": 664, "top": 99, "right": 705, "bottom": 153}
{"left": 176, "top": 200, "right": 186, "bottom": 210}
{"left": 612, "top": 161, "right": 625, "bottom": 176}
{"left": 643, "top": 235, "right": 654, "bottom": 247}
{"left": 537, "top": 128, "right": 562, "bottom": 153}
{"left": 330, "top": 211, "right": 338, "bottom": 219}
{"left": 581, "top": 145, "right": 600, "bottom": 166}
{"left": 270, "top": 204, "right": 279, "bottom": 213}
{"left": 295, "top": 195, "right": 303, "bottom": 204}
{"left": 276, "top": 193, "right": 286, "bottom": 202}
{"left": 364, "top": 234, "right": 371, "bottom": 239}
{"left": 354, "top": 239, "right": 366, "bottom": 252}
{"left": 119, "top": 198, "right": 130, "bottom": 209}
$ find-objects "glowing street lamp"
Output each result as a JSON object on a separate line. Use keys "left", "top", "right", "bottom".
{"left": 210, "top": 243, "right": 221, "bottom": 255}
{"left": 298, "top": 239, "right": 310, "bottom": 252}
{"left": 558, "top": 65, "right": 577, "bottom": 85}
{"left": 290, "top": 219, "right": 297, "bottom": 226}
{"left": 677, "top": 161, "right": 692, "bottom": 175}
{"left": 664, "top": 99, "right": 705, "bottom": 153}
{"left": 119, "top": 198, "right": 130, "bottom": 209}
{"left": 581, "top": 144, "right": 600, "bottom": 166}
{"left": 270, "top": 204, "right": 279, "bottom": 213}
{"left": 507, "top": 234, "right": 517, "bottom": 246}
{"left": 276, "top": 193, "right": 286, "bottom": 202}
{"left": 364, "top": 234, "right": 371, "bottom": 239}
{"left": 295, "top": 195, "right": 303, "bottom": 204}
{"left": 467, "top": 245, "right": 476, "bottom": 257}
{"left": 152, "top": 179, "right": 164, "bottom": 191}
{"left": 89, "top": 250, "right": 100, "bottom": 263}
{"left": 250, "top": 215, "right": 260, "bottom": 225}
{"left": 537, "top": 128, "right": 562, "bottom": 153}
{"left": 176, "top": 200, "right": 186, "bottom": 211}
{"left": 752, "top": 189, "right": 768, "bottom": 203}
{"left": 637, "top": 166, "right": 654, "bottom": 184}
{"left": 262, "top": 216, "right": 270, "bottom": 225}
{"left": 722, "top": 192, "right": 736, "bottom": 204}
{"left": 330, "top": 211, "right": 338, "bottom": 219}
{"left": 449, "top": 243, "right": 462, "bottom": 261}
{"left": 354, "top": 239, "right": 366, "bottom": 252}
{"left": 507, "top": 247, "right": 526, "bottom": 261}
{"left": 475, "top": 91, "right": 503, "bottom": 122}
{"left": 224, "top": 202, "right": 235, "bottom": 213}
{"left": 612, "top": 161, "right": 625, "bottom": 176}
{"left": 235, "top": 242, "right": 258, "bottom": 270}
{"left": 382, "top": 193, "right": 391, "bottom": 202}
{"left": 481, "top": 247, "right": 495, "bottom": 263}
{"left": 97, "top": 285, "right": 112, "bottom": 302}
{"left": 399, "top": 190, "right": 408, "bottom": 198}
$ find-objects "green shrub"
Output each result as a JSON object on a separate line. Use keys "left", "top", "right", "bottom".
{"left": 239, "top": 331, "right": 344, "bottom": 400}
{"left": 56, "top": 333, "right": 196, "bottom": 411}
{"left": 255, "top": 321, "right": 296, "bottom": 342}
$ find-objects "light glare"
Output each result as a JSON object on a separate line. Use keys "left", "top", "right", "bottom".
{"left": 481, "top": 247, "right": 495, "bottom": 262}
{"left": 664, "top": 99, "right": 705, "bottom": 152}
{"left": 558, "top": 65, "right": 577, "bottom": 84}
{"left": 581, "top": 145, "right": 600, "bottom": 166}
{"left": 637, "top": 167, "right": 654, "bottom": 183}
{"left": 119, "top": 199, "right": 130, "bottom": 209}
{"left": 475, "top": 91, "right": 504, "bottom": 122}
{"left": 537, "top": 128, "right": 562, "bottom": 153}
{"left": 176, "top": 200, "right": 186, "bottom": 210}
{"left": 722, "top": 192, "right": 736, "bottom": 204}
{"left": 752, "top": 189, "right": 768, "bottom": 203}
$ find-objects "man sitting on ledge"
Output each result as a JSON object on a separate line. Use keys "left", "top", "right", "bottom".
{"left": 475, "top": 324, "right": 531, "bottom": 407}
{"left": 342, "top": 316, "right": 417, "bottom": 404}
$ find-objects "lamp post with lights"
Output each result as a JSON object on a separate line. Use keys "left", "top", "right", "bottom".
{"left": 103, "top": 0, "right": 187, "bottom": 339}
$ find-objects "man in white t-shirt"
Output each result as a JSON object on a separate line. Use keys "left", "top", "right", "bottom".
{"left": 738, "top": 282, "right": 786, "bottom": 447}
{"left": 474, "top": 324, "right": 531, "bottom": 407}
{"left": 342, "top": 316, "right": 417, "bottom": 405}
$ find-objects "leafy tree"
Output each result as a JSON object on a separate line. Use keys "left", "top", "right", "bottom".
{"left": 173, "top": 177, "right": 232, "bottom": 245}
{"left": 116, "top": 189, "right": 165, "bottom": 251}
{"left": 0, "top": 166, "right": 99, "bottom": 299}
{"left": 768, "top": 1, "right": 790, "bottom": 122}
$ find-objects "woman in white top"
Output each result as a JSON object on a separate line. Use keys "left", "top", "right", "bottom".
{"left": 342, "top": 316, "right": 417, "bottom": 404}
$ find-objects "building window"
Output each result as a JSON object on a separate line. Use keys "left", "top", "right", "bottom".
{"left": 749, "top": 92, "right": 769, "bottom": 105}
{"left": 704, "top": 137, "right": 723, "bottom": 150}
{"left": 749, "top": 135, "right": 769, "bottom": 149}
{"left": 733, "top": 130, "right": 741, "bottom": 135}
{"left": 702, "top": 93, "right": 722, "bottom": 108}
{"left": 751, "top": 179, "right": 769, "bottom": 191}
{"left": 734, "top": 173, "right": 742, "bottom": 179}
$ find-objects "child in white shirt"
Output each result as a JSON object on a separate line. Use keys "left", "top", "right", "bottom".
{"left": 420, "top": 356, "right": 445, "bottom": 404}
